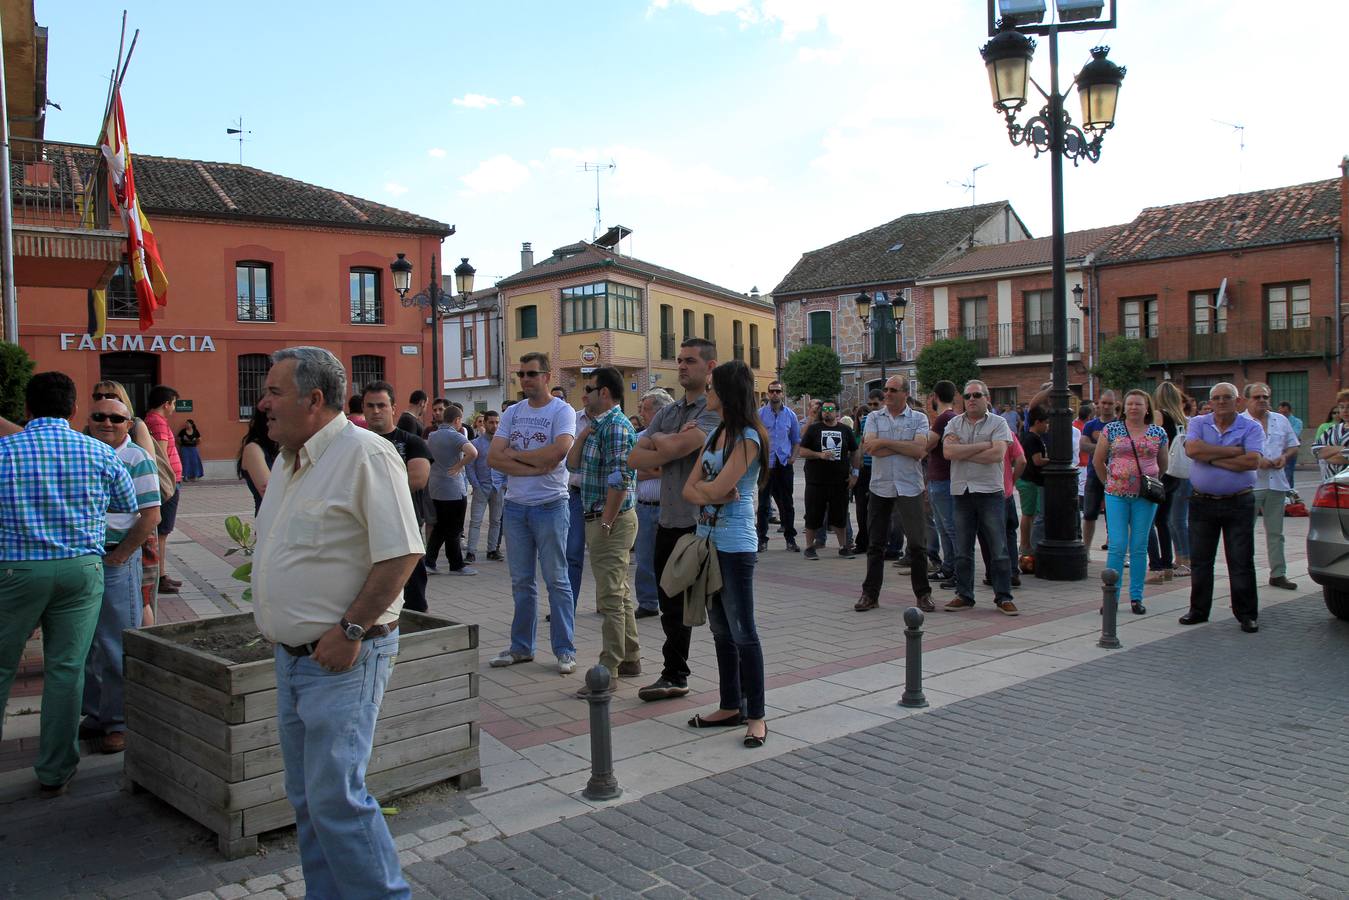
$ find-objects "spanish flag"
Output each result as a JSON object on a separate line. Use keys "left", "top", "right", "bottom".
{"left": 98, "top": 90, "right": 168, "bottom": 331}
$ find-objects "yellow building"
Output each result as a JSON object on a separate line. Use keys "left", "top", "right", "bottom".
{"left": 497, "top": 230, "right": 777, "bottom": 412}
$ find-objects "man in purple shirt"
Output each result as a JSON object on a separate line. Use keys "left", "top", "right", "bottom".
{"left": 756, "top": 380, "right": 801, "bottom": 552}
{"left": 1179, "top": 382, "right": 1264, "bottom": 632}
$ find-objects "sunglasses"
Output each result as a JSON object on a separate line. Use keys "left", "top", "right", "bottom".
{"left": 822, "top": 406, "right": 836, "bottom": 412}
{"left": 515, "top": 369, "right": 545, "bottom": 379}
{"left": 90, "top": 412, "right": 129, "bottom": 424}
{"left": 584, "top": 385, "right": 597, "bottom": 394}
{"left": 883, "top": 387, "right": 901, "bottom": 394}
{"left": 92, "top": 392, "right": 120, "bottom": 401}
{"left": 964, "top": 392, "right": 985, "bottom": 400}
{"left": 768, "top": 388, "right": 783, "bottom": 394}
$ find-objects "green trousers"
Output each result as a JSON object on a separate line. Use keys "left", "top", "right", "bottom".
{"left": 0, "top": 555, "right": 104, "bottom": 786}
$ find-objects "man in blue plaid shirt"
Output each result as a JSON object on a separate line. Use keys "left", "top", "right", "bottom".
{"left": 0, "top": 372, "right": 137, "bottom": 797}
{"left": 566, "top": 366, "right": 638, "bottom": 695}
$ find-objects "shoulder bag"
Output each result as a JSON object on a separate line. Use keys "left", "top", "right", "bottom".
{"left": 1127, "top": 427, "right": 1165, "bottom": 504}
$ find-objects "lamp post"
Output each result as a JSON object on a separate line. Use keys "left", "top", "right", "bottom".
{"left": 1073, "top": 283, "right": 1094, "bottom": 399}
{"left": 855, "top": 291, "right": 908, "bottom": 387}
{"left": 391, "top": 253, "right": 476, "bottom": 401}
{"left": 980, "top": 0, "right": 1125, "bottom": 581}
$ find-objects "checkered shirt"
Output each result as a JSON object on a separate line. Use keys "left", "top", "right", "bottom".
{"left": 579, "top": 405, "right": 636, "bottom": 514}
{"left": 0, "top": 418, "right": 138, "bottom": 560}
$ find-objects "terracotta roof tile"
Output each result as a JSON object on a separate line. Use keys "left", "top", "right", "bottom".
{"left": 924, "top": 225, "right": 1124, "bottom": 279}
{"left": 1096, "top": 179, "right": 1339, "bottom": 264}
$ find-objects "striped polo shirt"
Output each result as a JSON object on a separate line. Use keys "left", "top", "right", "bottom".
{"left": 107, "top": 435, "right": 161, "bottom": 545}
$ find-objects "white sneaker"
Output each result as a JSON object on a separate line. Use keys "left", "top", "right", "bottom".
{"left": 489, "top": 649, "right": 533, "bottom": 667}
{"left": 557, "top": 654, "right": 576, "bottom": 675}
{"left": 424, "top": 562, "right": 439, "bottom": 574}
{"left": 450, "top": 566, "right": 478, "bottom": 576}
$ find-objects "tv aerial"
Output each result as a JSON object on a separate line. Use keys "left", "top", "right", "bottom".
{"left": 226, "top": 117, "right": 252, "bottom": 164}
{"left": 947, "top": 163, "right": 988, "bottom": 206}
{"left": 579, "top": 160, "right": 616, "bottom": 240}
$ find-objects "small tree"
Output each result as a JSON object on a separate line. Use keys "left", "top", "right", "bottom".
{"left": 1092, "top": 336, "right": 1151, "bottom": 392}
{"left": 781, "top": 343, "right": 842, "bottom": 401}
{"left": 0, "top": 342, "right": 34, "bottom": 424}
{"left": 915, "top": 338, "right": 980, "bottom": 393}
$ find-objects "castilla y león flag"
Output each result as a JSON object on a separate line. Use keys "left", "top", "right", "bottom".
{"left": 99, "top": 90, "right": 168, "bottom": 331}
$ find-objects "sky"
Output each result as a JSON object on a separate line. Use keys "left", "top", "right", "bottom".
{"left": 37, "top": 0, "right": 1349, "bottom": 297}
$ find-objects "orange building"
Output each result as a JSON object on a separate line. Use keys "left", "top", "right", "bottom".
{"left": 13, "top": 150, "right": 452, "bottom": 470}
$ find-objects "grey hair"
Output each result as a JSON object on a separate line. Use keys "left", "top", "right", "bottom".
{"left": 271, "top": 346, "right": 347, "bottom": 411}
{"left": 641, "top": 388, "right": 675, "bottom": 410}
{"left": 963, "top": 379, "right": 989, "bottom": 395}
{"left": 1243, "top": 381, "right": 1270, "bottom": 399}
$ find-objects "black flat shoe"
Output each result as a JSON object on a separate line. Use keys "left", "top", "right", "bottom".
{"left": 1178, "top": 611, "right": 1208, "bottom": 625}
{"left": 688, "top": 712, "right": 744, "bottom": 729}
{"left": 1131, "top": 602, "right": 1146, "bottom": 615}
{"left": 1239, "top": 617, "right": 1259, "bottom": 634}
{"left": 744, "top": 723, "right": 768, "bottom": 748}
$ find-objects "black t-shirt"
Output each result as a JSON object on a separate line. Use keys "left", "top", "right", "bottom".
{"left": 1019, "top": 429, "right": 1046, "bottom": 485}
{"left": 377, "top": 427, "right": 433, "bottom": 524}
{"left": 396, "top": 411, "right": 424, "bottom": 437}
{"left": 801, "top": 421, "right": 857, "bottom": 485}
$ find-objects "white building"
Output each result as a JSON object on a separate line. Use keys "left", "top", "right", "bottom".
{"left": 439, "top": 285, "right": 506, "bottom": 413}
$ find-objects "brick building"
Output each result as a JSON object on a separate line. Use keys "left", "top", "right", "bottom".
{"left": 772, "top": 202, "right": 1031, "bottom": 407}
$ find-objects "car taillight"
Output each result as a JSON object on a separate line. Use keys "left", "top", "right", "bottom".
{"left": 1312, "top": 483, "right": 1349, "bottom": 508}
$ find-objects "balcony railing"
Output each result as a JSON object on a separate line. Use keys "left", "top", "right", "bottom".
{"left": 733, "top": 343, "right": 745, "bottom": 361}
{"left": 659, "top": 332, "right": 676, "bottom": 360}
{"left": 1101, "top": 316, "right": 1333, "bottom": 363}
{"left": 931, "top": 320, "right": 1080, "bottom": 360}
{"left": 11, "top": 137, "right": 111, "bottom": 230}
{"left": 750, "top": 346, "right": 761, "bottom": 369}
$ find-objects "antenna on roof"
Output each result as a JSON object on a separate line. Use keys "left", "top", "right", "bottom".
{"left": 1212, "top": 119, "right": 1245, "bottom": 192}
{"left": 579, "top": 160, "right": 616, "bottom": 240}
{"left": 226, "top": 117, "right": 252, "bottom": 165}
{"left": 947, "top": 163, "right": 988, "bottom": 206}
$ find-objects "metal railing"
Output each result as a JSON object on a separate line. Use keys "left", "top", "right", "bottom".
{"left": 733, "top": 343, "right": 745, "bottom": 361}
{"left": 932, "top": 320, "right": 1081, "bottom": 359}
{"left": 659, "top": 333, "right": 676, "bottom": 359}
{"left": 1018, "top": 318, "right": 1081, "bottom": 354}
{"left": 11, "top": 137, "right": 112, "bottom": 231}
{"left": 1102, "top": 316, "right": 1332, "bottom": 363}
{"left": 750, "top": 346, "right": 761, "bottom": 369}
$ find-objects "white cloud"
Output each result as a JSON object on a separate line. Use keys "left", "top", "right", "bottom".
{"left": 460, "top": 155, "right": 532, "bottom": 195}
{"left": 509, "top": 95, "right": 526, "bottom": 107}
{"left": 427, "top": 147, "right": 446, "bottom": 158}
{"left": 384, "top": 182, "right": 409, "bottom": 196}
{"left": 452, "top": 93, "right": 502, "bottom": 109}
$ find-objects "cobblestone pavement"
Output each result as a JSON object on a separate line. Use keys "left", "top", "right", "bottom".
{"left": 410, "top": 594, "right": 1349, "bottom": 899}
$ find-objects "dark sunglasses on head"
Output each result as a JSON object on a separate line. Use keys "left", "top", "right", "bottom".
{"left": 92, "top": 392, "right": 119, "bottom": 401}
{"left": 515, "top": 369, "right": 545, "bottom": 379}
{"left": 90, "top": 412, "right": 129, "bottom": 424}
{"left": 964, "top": 392, "right": 985, "bottom": 400}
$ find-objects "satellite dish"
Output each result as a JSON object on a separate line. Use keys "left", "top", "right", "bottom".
{"left": 1215, "top": 277, "right": 1228, "bottom": 309}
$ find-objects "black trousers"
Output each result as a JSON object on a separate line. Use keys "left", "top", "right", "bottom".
{"left": 656, "top": 523, "right": 697, "bottom": 685}
{"left": 756, "top": 463, "right": 797, "bottom": 542}
{"left": 427, "top": 498, "right": 468, "bottom": 571}
{"left": 853, "top": 466, "right": 872, "bottom": 551}
{"left": 862, "top": 493, "right": 931, "bottom": 602}
{"left": 402, "top": 557, "right": 428, "bottom": 612}
{"left": 1188, "top": 492, "right": 1258, "bottom": 620}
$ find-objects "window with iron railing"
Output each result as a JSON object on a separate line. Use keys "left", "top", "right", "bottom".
{"left": 1266, "top": 282, "right": 1313, "bottom": 355}
{"left": 236, "top": 261, "right": 273, "bottom": 322}
{"left": 351, "top": 355, "right": 385, "bottom": 394}
{"left": 683, "top": 309, "right": 695, "bottom": 341}
{"left": 749, "top": 323, "right": 761, "bottom": 369}
{"left": 733, "top": 321, "right": 744, "bottom": 361}
{"left": 106, "top": 263, "right": 137, "bottom": 319}
{"left": 237, "top": 354, "right": 272, "bottom": 419}
{"left": 349, "top": 268, "right": 382, "bottom": 324}
{"left": 660, "top": 304, "right": 675, "bottom": 359}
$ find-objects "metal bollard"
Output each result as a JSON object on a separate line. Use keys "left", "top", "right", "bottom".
{"left": 899, "top": 607, "right": 929, "bottom": 708}
{"left": 1098, "top": 568, "right": 1123, "bottom": 649}
{"left": 581, "top": 665, "right": 622, "bottom": 801}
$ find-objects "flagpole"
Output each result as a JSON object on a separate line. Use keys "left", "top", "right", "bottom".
{"left": 0, "top": 15, "right": 18, "bottom": 344}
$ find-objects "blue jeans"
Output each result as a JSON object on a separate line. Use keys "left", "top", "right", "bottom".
{"left": 1169, "top": 478, "right": 1192, "bottom": 560}
{"left": 81, "top": 549, "right": 142, "bottom": 734}
{"left": 706, "top": 551, "right": 765, "bottom": 720}
{"left": 567, "top": 487, "right": 586, "bottom": 608}
{"left": 634, "top": 502, "right": 660, "bottom": 612}
{"left": 929, "top": 480, "right": 957, "bottom": 576}
{"left": 1284, "top": 456, "right": 1297, "bottom": 491}
{"left": 1105, "top": 493, "right": 1157, "bottom": 601}
{"left": 954, "top": 490, "right": 1013, "bottom": 605}
{"left": 504, "top": 498, "right": 576, "bottom": 658}
{"left": 275, "top": 633, "right": 408, "bottom": 900}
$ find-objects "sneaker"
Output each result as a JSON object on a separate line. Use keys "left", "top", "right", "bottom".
{"left": 486, "top": 550, "right": 504, "bottom": 561}
{"left": 838, "top": 546, "right": 856, "bottom": 560}
{"left": 424, "top": 562, "right": 439, "bottom": 574}
{"left": 997, "top": 600, "right": 1020, "bottom": 616}
{"left": 758, "top": 540, "right": 768, "bottom": 553}
{"left": 1172, "top": 564, "right": 1190, "bottom": 577}
{"left": 945, "top": 597, "right": 975, "bottom": 611}
{"left": 785, "top": 540, "right": 800, "bottom": 552}
{"left": 916, "top": 595, "right": 936, "bottom": 613}
{"left": 638, "top": 678, "right": 690, "bottom": 702}
{"left": 489, "top": 649, "right": 534, "bottom": 667}
{"left": 635, "top": 607, "right": 659, "bottom": 619}
{"left": 465, "top": 552, "right": 477, "bottom": 564}
{"left": 617, "top": 660, "right": 642, "bottom": 678}
{"left": 557, "top": 654, "right": 576, "bottom": 675}
{"left": 450, "top": 566, "right": 478, "bottom": 576}
{"left": 803, "top": 547, "right": 819, "bottom": 561}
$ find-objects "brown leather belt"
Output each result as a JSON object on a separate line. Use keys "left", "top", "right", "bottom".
{"left": 282, "top": 623, "right": 398, "bottom": 657}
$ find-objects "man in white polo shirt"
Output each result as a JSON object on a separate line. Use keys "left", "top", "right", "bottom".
{"left": 253, "top": 347, "right": 423, "bottom": 898}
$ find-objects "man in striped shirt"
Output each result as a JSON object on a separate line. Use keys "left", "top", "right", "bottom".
{"left": 0, "top": 372, "right": 137, "bottom": 797}
{"left": 81, "top": 397, "right": 162, "bottom": 755}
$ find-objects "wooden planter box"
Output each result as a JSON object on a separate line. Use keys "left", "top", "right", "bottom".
{"left": 122, "top": 611, "right": 480, "bottom": 858}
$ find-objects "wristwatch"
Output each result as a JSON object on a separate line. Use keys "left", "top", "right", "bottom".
{"left": 339, "top": 617, "right": 366, "bottom": 641}
{"left": 600, "top": 521, "right": 613, "bottom": 532}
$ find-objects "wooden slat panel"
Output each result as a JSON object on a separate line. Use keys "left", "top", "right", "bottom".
{"left": 125, "top": 682, "right": 275, "bottom": 753}
{"left": 125, "top": 657, "right": 245, "bottom": 724}
{"left": 126, "top": 707, "right": 241, "bottom": 781}
{"left": 126, "top": 754, "right": 242, "bottom": 839}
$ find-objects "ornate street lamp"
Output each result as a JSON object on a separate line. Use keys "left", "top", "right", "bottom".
{"left": 856, "top": 291, "right": 904, "bottom": 383}
{"left": 391, "top": 252, "right": 476, "bottom": 402}
{"left": 979, "top": 0, "right": 1124, "bottom": 581}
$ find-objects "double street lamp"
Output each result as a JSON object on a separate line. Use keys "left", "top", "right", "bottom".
{"left": 390, "top": 252, "right": 476, "bottom": 401}
{"left": 979, "top": 0, "right": 1125, "bottom": 581}
{"left": 855, "top": 290, "right": 909, "bottom": 384}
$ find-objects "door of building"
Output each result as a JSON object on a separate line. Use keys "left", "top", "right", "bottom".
{"left": 1267, "top": 371, "right": 1309, "bottom": 431}
{"left": 100, "top": 352, "right": 159, "bottom": 417}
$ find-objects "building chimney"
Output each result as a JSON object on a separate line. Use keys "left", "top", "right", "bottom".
{"left": 521, "top": 242, "right": 534, "bottom": 270}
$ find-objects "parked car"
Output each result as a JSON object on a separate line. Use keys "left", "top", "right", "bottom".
{"left": 1306, "top": 473, "right": 1349, "bottom": 620}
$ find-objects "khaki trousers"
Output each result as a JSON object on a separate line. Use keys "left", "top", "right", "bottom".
{"left": 1253, "top": 489, "right": 1286, "bottom": 579}
{"left": 586, "top": 508, "right": 640, "bottom": 671}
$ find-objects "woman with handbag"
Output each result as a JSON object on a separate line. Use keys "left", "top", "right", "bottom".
{"left": 682, "top": 360, "right": 770, "bottom": 748}
{"left": 1093, "top": 389, "right": 1169, "bottom": 614}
